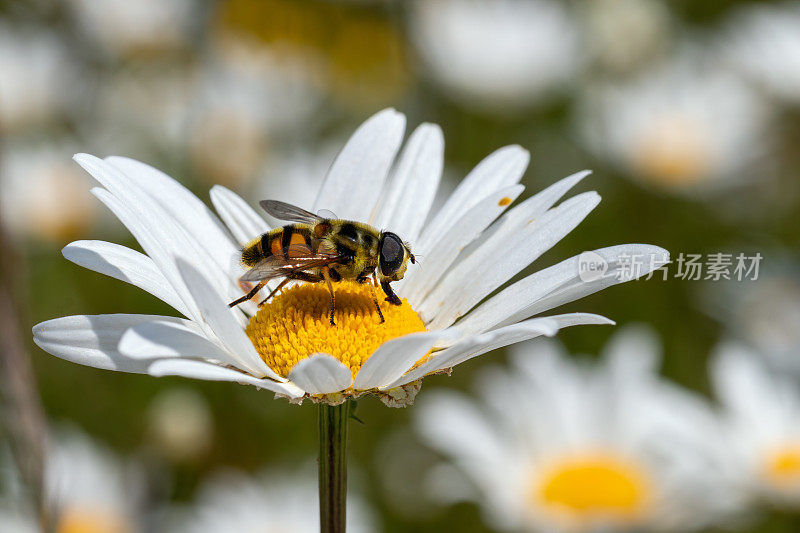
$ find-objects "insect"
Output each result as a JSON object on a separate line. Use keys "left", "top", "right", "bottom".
{"left": 228, "top": 200, "right": 415, "bottom": 325}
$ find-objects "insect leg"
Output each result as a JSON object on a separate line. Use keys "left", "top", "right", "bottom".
{"left": 322, "top": 266, "right": 336, "bottom": 326}
{"left": 228, "top": 280, "right": 267, "bottom": 308}
{"left": 370, "top": 272, "right": 385, "bottom": 324}
{"left": 380, "top": 280, "right": 402, "bottom": 306}
{"left": 258, "top": 277, "right": 291, "bottom": 307}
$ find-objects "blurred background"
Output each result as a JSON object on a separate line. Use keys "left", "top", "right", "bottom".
{"left": 2, "top": 0, "right": 800, "bottom": 531}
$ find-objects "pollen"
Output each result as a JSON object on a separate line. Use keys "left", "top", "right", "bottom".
{"left": 246, "top": 281, "right": 427, "bottom": 379}
{"left": 532, "top": 454, "right": 651, "bottom": 522}
{"left": 498, "top": 196, "right": 513, "bottom": 206}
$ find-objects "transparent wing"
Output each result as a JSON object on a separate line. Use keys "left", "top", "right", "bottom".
{"left": 240, "top": 245, "right": 347, "bottom": 282}
{"left": 316, "top": 209, "right": 338, "bottom": 220}
{"left": 260, "top": 200, "right": 321, "bottom": 224}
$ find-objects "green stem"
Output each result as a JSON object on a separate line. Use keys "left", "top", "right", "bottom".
{"left": 319, "top": 401, "right": 350, "bottom": 533}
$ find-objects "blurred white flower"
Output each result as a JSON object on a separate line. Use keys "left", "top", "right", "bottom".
{"left": 722, "top": 1, "right": 800, "bottom": 105}
{"left": 0, "top": 142, "right": 98, "bottom": 243}
{"left": 190, "top": 34, "right": 325, "bottom": 186}
{"left": 146, "top": 388, "right": 214, "bottom": 463}
{"left": 174, "top": 468, "right": 376, "bottom": 533}
{"left": 87, "top": 62, "right": 197, "bottom": 156}
{"left": 705, "top": 260, "right": 800, "bottom": 374}
{"left": 0, "top": 27, "right": 74, "bottom": 132}
{"left": 415, "top": 326, "right": 738, "bottom": 532}
{"left": 711, "top": 343, "right": 800, "bottom": 508}
{"left": 409, "top": 0, "right": 582, "bottom": 112}
{"left": 67, "top": 0, "right": 196, "bottom": 58}
{"left": 580, "top": 0, "right": 672, "bottom": 74}
{"left": 578, "top": 50, "right": 771, "bottom": 193}
{"left": 0, "top": 428, "right": 144, "bottom": 532}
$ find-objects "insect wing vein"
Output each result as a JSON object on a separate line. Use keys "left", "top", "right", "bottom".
{"left": 259, "top": 200, "right": 321, "bottom": 224}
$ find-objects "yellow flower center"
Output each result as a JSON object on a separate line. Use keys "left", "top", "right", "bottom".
{"left": 764, "top": 445, "right": 800, "bottom": 486}
{"left": 632, "top": 114, "right": 713, "bottom": 187}
{"left": 57, "top": 507, "right": 130, "bottom": 533}
{"left": 533, "top": 454, "right": 651, "bottom": 523}
{"left": 246, "top": 281, "right": 427, "bottom": 379}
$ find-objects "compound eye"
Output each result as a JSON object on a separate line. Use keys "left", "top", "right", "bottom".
{"left": 379, "top": 233, "right": 404, "bottom": 275}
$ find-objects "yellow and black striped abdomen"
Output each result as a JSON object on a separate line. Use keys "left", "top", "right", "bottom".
{"left": 240, "top": 224, "right": 315, "bottom": 267}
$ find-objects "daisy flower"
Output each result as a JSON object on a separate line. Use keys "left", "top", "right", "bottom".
{"left": 722, "top": 1, "right": 800, "bottom": 106}
{"left": 0, "top": 25, "right": 75, "bottom": 132}
{"left": 32, "top": 109, "right": 668, "bottom": 408}
{"left": 711, "top": 342, "right": 800, "bottom": 508}
{"left": 579, "top": 0, "right": 672, "bottom": 75}
{"left": 66, "top": 0, "right": 196, "bottom": 59}
{"left": 705, "top": 257, "right": 800, "bottom": 374}
{"left": 172, "top": 468, "right": 376, "bottom": 533}
{"left": 578, "top": 49, "right": 770, "bottom": 193}
{"left": 0, "top": 428, "right": 145, "bottom": 533}
{"left": 189, "top": 33, "right": 324, "bottom": 186}
{"left": 0, "top": 141, "right": 98, "bottom": 243}
{"left": 408, "top": 0, "right": 582, "bottom": 113}
{"left": 146, "top": 387, "right": 214, "bottom": 463}
{"left": 415, "top": 326, "right": 738, "bottom": 532}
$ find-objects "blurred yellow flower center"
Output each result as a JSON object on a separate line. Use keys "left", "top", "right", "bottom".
{"left": 632, "top": 114, "right": 712, "bottom": 187}
{"left": 246, "top": 281, "right": 426, "bottom": 379}
{"left": 764, "top": 445, "right": 800, "bottom": 485}
{"left": 57, "top": 507, "right": 130, "bottom": 533}
{"left": 533, "top": 454, "right": 651, "bottom": 520}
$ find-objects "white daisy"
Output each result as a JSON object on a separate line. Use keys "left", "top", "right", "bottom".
{"left": 66, "top": 0, "right": 196, "bottom": 59}
{"left": 189, "top": 33, "right": 324, "bottom": 186}
{"left": 705, "top": 259, "right": 800, "bottom": 374}
{"left": 722, "top": 1, "right": 800, "bottom": 106}
{"left": 578, "top": 49, "right": 771, "bottom": 193}
{"left": 173, "top": 468, "right": 376, "bottom": 533}
{"left": 146, "top": 387, "right": 214, "bottom": 463}
{"left": 711, "top": 342, "right": 800, "bottom": 508}
{"left": 32, "top": 109, "right": 668, "bottom": 407}
{"left": 1, "top": 428, "right": 145, "bottom": 532}
{"left": 0, "top": 26, "right": 74, "bottom": 132}
{"left": 580, "top": 0, "right": 672, "bottom": 74}
{"left": 415, "top": 326, "right": 738, "bottom": 532}
{"left": 0, "top": 141, "right": 98, "bottom": 243}
{"left": 408, "top": 0, "right": 582, "bottom": 112}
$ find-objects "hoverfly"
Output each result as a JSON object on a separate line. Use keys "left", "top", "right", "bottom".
{"left": 228, "top": 200, "right": 415, "bottom": 325}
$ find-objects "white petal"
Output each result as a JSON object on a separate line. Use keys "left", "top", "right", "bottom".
{"left": 415, "top": 391, "right": 510, "bottom": 489}
{"left": 32, "top": 314, "right": 191, "bottom": 373}
{"left": 148, "top": 359, "right": 304, "bottom": 397}
{"left": 313, "top": 108, "right": 406, "bottom": 222}
{"left": 209, "top": 185, "right": 270, "bottom": 247}
{"left": 422, "top": 191, "right": 601, "bottom": 330}
{"left": 90, "top": 187, "right": 203, "bottom": 323}
{"left": 62, "top": 240, "right": 191, "bottom": 318}
{"left": 458, "top": 170, "right": 591, "bottom": 260}
{"left": 118, "top": 319, "right": 234, "bottom": 363}
{"left": 354, "top": 329, "right": 460, "bottom": 390}
{"left": 386, "top": 314, "right": 612, "bottom": 388}
{"left": 372, "top": 123, "right": 444, "bottom": 241}
{"left": 287, "top": 354, "right": 354, "bottom": 394}
{"left": 400, "top": 185, "right": 524, "bottom": 307}
{"left": 416, "top": 144, "right": 529, "bottom": 253}
{"left": 454, "top": 244, "right": 670, "bottom": 336}
{"left": 176, "top": 260, "right": 280, "bottom": 380}
{"left": 104, "top": 156, "right": 238, "bottom": 272}
{"left": 77, "top": 155, "right": 242, "bottom": 319}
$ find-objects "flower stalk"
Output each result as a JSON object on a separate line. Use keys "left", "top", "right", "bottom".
{"left": 319, "top": 401, "right": 350, "bottom": 533}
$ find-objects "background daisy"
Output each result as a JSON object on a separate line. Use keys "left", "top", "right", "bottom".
{"left": 415, "top": 326, "right": 738, "bottom": 532}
